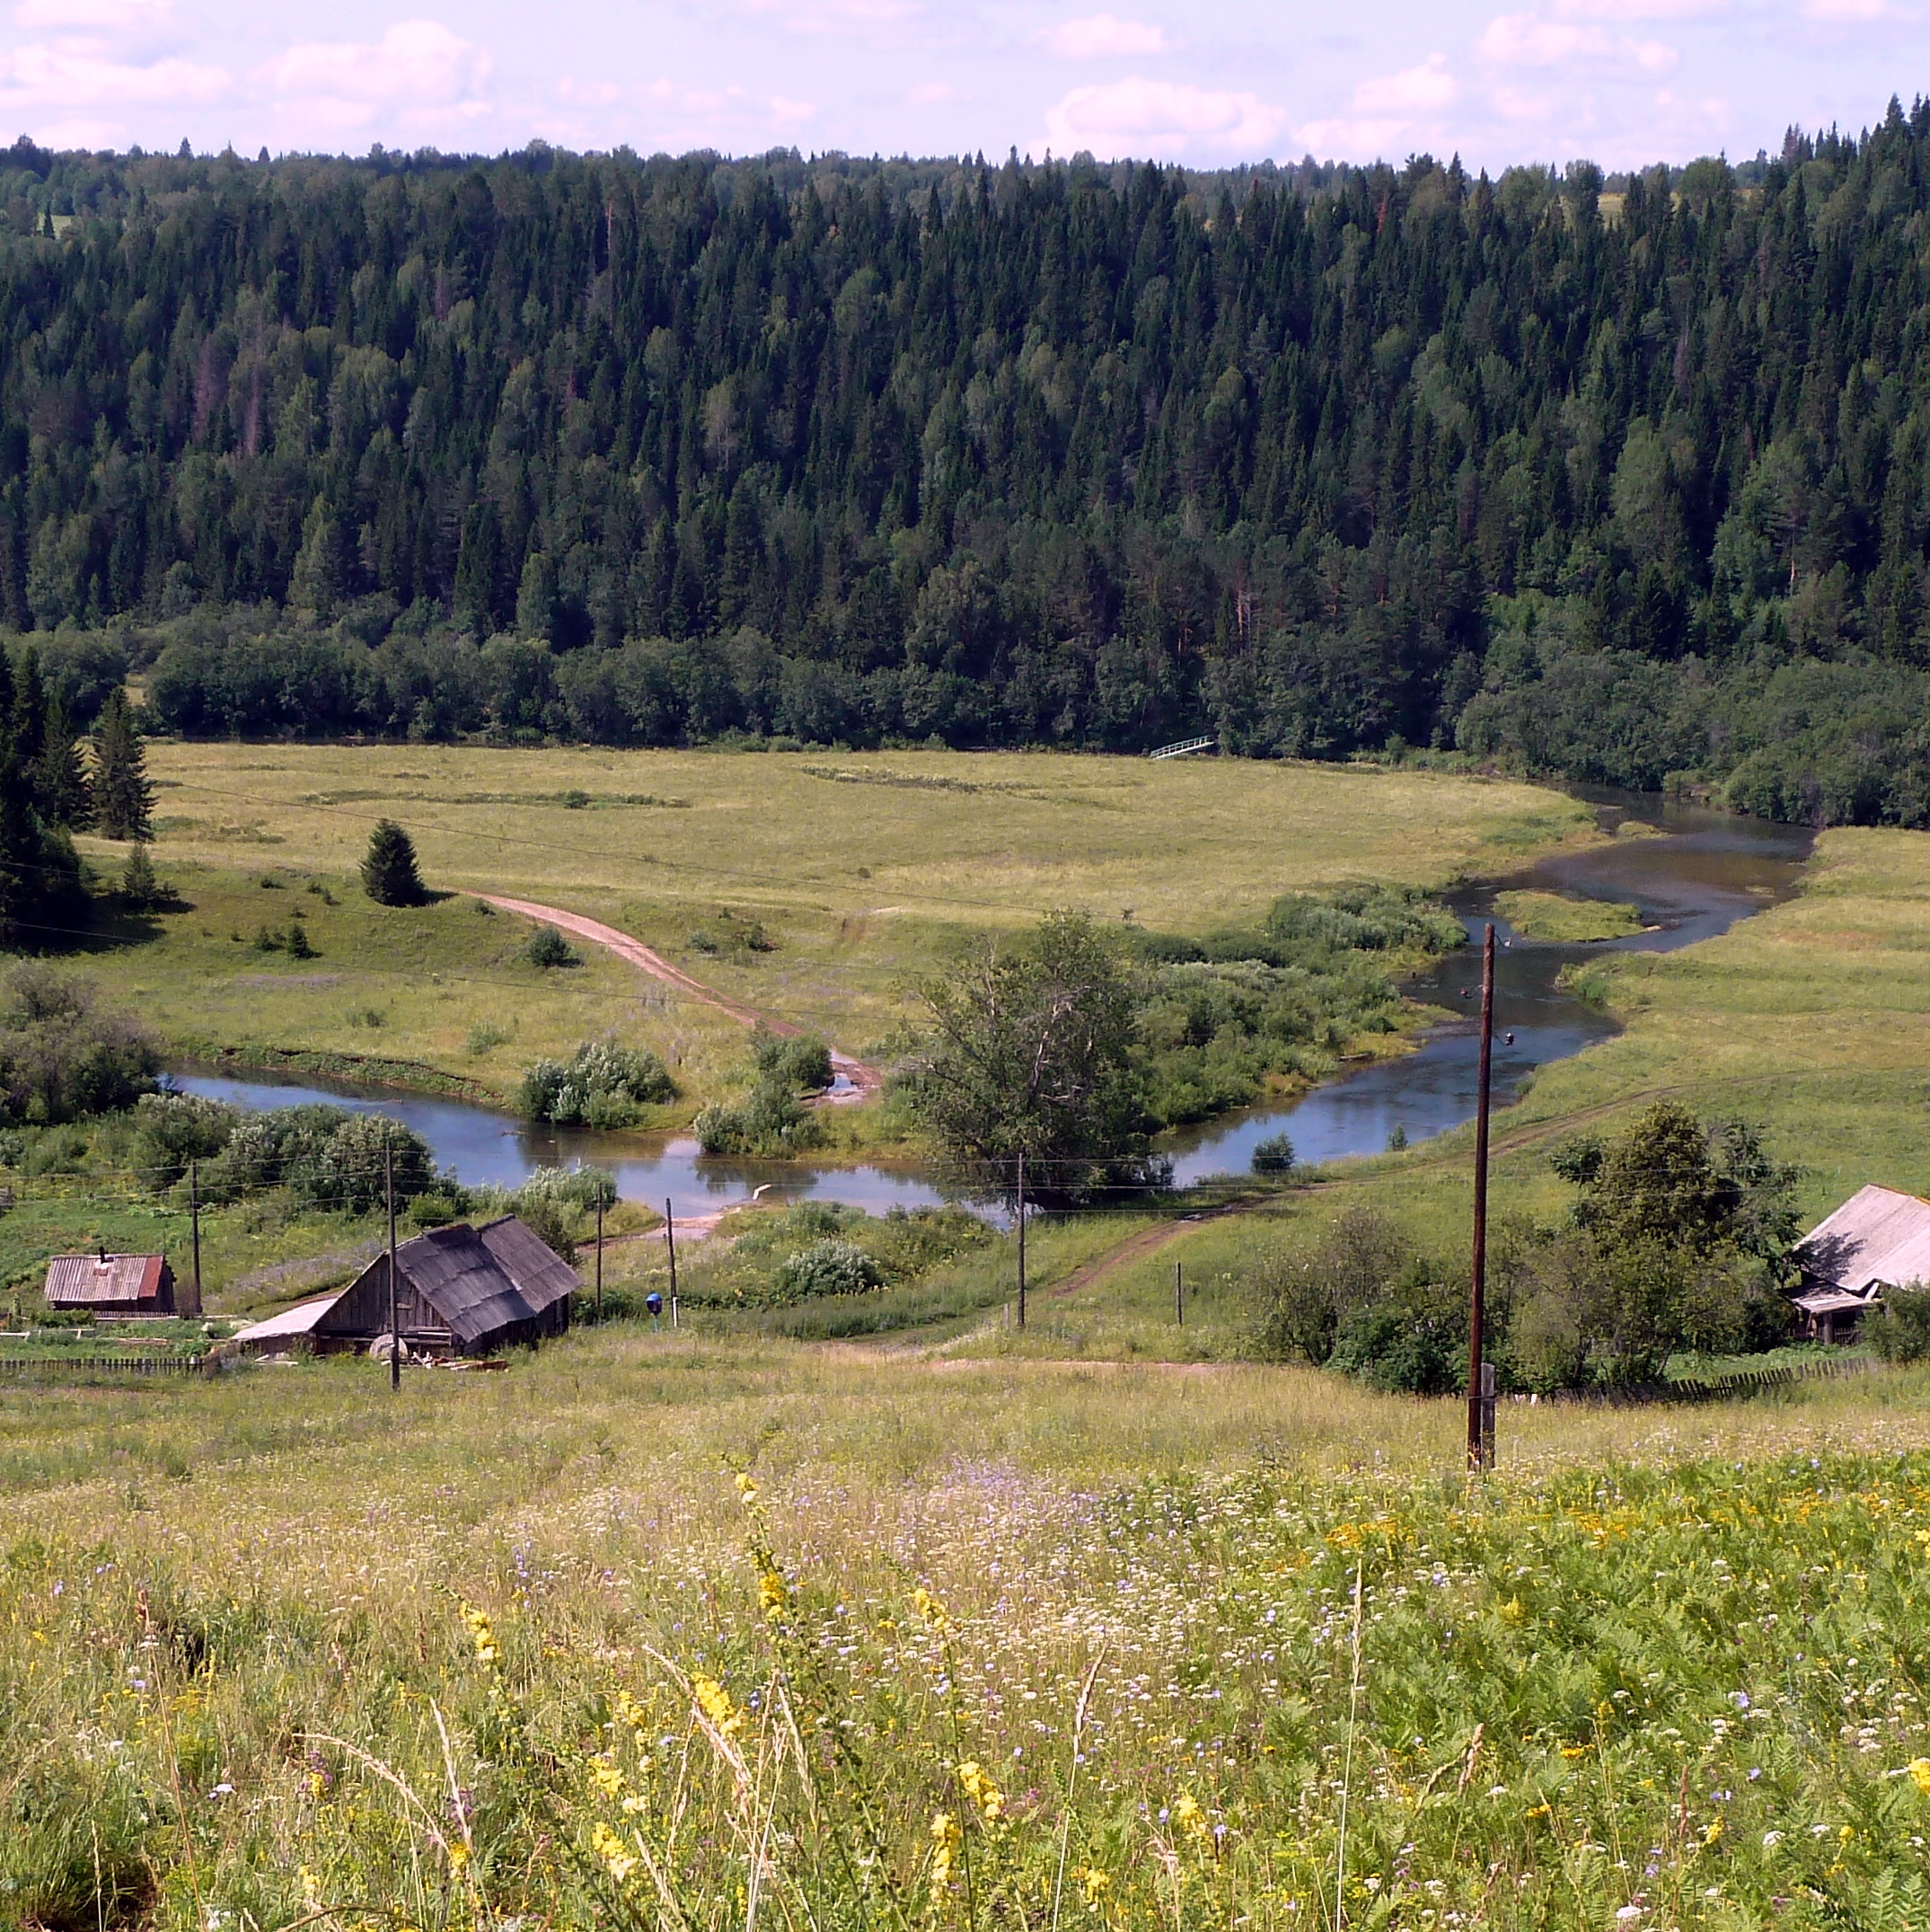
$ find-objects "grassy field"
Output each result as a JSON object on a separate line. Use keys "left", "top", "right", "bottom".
{"left": 6, "top": 1332, "right": 1930, "bottom": 1928}
{"left": 1494, "top": 889, "right": 1645, "bottom": 943}
{"left": 91, "top": 746, "right": 1590, "bottom": 1087}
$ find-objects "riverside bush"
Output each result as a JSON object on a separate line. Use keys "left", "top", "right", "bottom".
{"left": 1870, "top": 1283, "right": 1930, "bottom": 1363}
{"left": 517, "top": 1040, "right": 674, "bottom": 1127}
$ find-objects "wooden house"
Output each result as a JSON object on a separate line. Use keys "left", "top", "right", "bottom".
{"left": 1791, "top": 1184, "right": 1930, "bottom": 1342}
{"left": 45, "top": 1251, "right": 177, "bottom": 1318}
{"left": 310, "top": 1216, "right": 577, "bottom": 1357}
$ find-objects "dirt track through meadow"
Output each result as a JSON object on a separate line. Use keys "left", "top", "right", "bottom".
{"left": 475, "top": 894, "right": 883, "bottom": 1103}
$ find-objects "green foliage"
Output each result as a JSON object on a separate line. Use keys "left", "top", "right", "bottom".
{"left": 130, "top": 1091, "right": 236, "bottom": 1190}
{"left": 119, "top": 842, "right": 165, "bottom": 911}
{"left": 1247, "top": 1206, "right": 1416, "bottom": 1367}
{"left": 692, "top": 1080, "right": 821, "bottom": 1157}
{"left": 0, "top": 965, "right": 158, "bottom": 1125}
{"left": 1249, "top": 1132, "right": 1295, "bottom": 1175}
{"left": 903, "top": 910, "right": 1152, "bottom": 1195}
{"left": 516, "top": 1040, "right": 675, "bottom": 1127}
{"left": 198, "top": 1103, "right": 437, "bottom": 1212}
{"left": 777, "top": 1238, "right": 883, "bottom": 1300}
{"left": 524, "top": 924, "right": 579, "bottom": 969}
{"left": 359, "top": 818, "right": 426, "bottom": 907}
{"left": 1868, "top": 1284, "right": 1930, "bottom": 1363}
{"left": 89, "top": 687, "right": 151, "bottom": 842}
{"left": 753, "top": 1031, "right": 833, "bottom": 1091}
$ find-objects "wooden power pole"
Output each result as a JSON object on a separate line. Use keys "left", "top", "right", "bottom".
{"left": 187, "top": 1160, "right": 202, "bottom": 1319}
{"left": 1467, "top": 922, "right": 1496, "bottom": 1471}
{"left": 386, "top": 1142, "right": 400, "bottom": 1392}
{"left": 595, "top": 1192, "right": 604, "bottom": 1323}
{"left": 664, "top": 1198, "right": 678, "bottom": 1325}
{"left": 1015, "top": 1152, "right": 1027, "bottom": 1330}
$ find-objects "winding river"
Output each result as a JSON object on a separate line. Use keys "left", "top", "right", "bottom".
{"left": 172, "top": 790, "right": 1814, "bottom": 1220}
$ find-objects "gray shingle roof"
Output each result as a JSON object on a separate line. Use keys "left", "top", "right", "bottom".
{"left": 393, "top": 1216, "right": 577, "bottom": 1347}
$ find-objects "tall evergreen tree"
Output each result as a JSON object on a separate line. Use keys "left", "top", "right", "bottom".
{"left": 360, "top": 819, "right": 427, "bottom": 906}
{"left": 93, "top": 688, "right": 154, "bottom": 842}
{"left": 32, "top": 690, "right": 91, "bottom": 829}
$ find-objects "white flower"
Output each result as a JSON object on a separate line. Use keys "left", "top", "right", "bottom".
{"left": 1762, "top": 1831, "right": 1783, "bottom": 1847}
{"left": 1616, "top": 1910, "right": 1644, "bottom": 1924}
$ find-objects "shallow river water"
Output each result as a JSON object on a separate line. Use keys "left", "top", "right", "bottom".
{"left": 172, "top": 790, "right": 1813, "bottom": 1219}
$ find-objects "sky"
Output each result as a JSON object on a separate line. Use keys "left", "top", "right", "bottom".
{"left": 0, "top": 0, "right": 1922, "bottom": 175}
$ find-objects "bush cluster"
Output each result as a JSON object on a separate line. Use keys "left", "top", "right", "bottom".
{"left": 0, "top": 966, "right": 158, "bottom": 1125}
{"left": 516, "top": 1040, "right": 675, "bottom": 1128}
{"left": 694, "top": 1033, "right": 833, "bottom": 1157}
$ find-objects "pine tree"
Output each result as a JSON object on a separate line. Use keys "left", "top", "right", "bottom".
{"left": 121, "top": 841, "right": 159, "bottom": 910}
{"left": 93, "top": 689, "right": 154, "bottom": 841}
{"left": 361, "top": 818, "right": 427, "bottom": 905}
{"left": 33, "top": 690, "right": 91, "bottom": 828}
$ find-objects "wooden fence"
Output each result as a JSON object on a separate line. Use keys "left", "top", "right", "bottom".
{"left": 1533, "top": 1354, "right": 1875, "bottom": 1408}
{"left": 0, "top": 1351, "right": 247, "bottom": 1381}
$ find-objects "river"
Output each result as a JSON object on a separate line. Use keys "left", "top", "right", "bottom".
{"left": 171, "top": 790, "right": 1814, "bottom": 1219}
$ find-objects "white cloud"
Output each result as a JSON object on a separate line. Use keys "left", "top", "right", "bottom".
{"left": 0, "top": 36, "right": 226, "bottom": 108}
{"left": 1803, "top": 0, "right": 1892, "bottom": 18}
{"left": 1039, "top": 75, "right": 1282, "bottom": 157}
{"left": 261, "top": 20, "right": 490, "bottom": 129}
{"left": 730, "top": 0, "right": 921, "bottom": 33}
{"left": 13, "top": 0, "right": 170, "bottom": 24}
{"left": 1044, "top": 13, "right": 1169, "bottom": 58}
{"left": 1353, "top": 54, "right": 1458, "bottom": 111}
{"left": 1295, "top": 114, "right": 1412, "bottom": 159}
{"left": 1479, "top": 11, "right": 1679, "bottom": 68}
{"left": 1553, "top": 0, "right": 1722, "bottom": 16}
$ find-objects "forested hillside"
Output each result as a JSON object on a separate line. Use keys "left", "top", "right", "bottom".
{"left": 6, "top": 113, "right": 1930, "bottom": 820}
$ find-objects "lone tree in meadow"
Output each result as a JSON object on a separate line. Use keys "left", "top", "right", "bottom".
{"left": 361, "top": 819, "right": 427, "bottom": 906}
{"left": 92, "top": 688, "right": 153, "bottom": 841}
{"left": 901, "top": 909, "right": 1157, "bottom": 1198}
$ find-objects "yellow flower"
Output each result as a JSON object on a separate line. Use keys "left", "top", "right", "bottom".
{"left": 448, "top": 1841, "right": 471, "bottom": 1871}
{"left": 1908, "top": 1759, "right": 1930, "bottom": 1796}
{"left": 693, "top": 1673, "right": 745, "bottom": 1739}
{"left": 1173, "top": 1792, "right": 1212, "bottom": 1848}
{"left": 930, "top": 1811, "right": 961, "bottom": 1909}
{"left": 590, "top": 1820, "right": 639, "bottom": 1885}
{"left": 1075, "top": 1866, "right": 1112, "bottom": 1910}
{"left": 297, "top": 1865, "right": 322, "bottom": 1910}
{"left": 957, "top": 1760, "right": 1005, "bottom": 1825}
{"left": 912, "top": 1586, "right": 955, "bottom": 1636}
{"left": 460, "top": 1604, "right": 500, "bottom": 1670}
{"left": 758, "top": 1570, "right": 788, "bottom": 1619}
{"left": 1497, "top": 1598, "right": 1526, "bottom": 1626}
{"left": 735, "top": 1472, "right": 759, "bottom": 1506}
{"left": 1704, "top": 1816, "right": 1724, "bottom": 1847}
{"left": 590, "top": 1758, "right": 626, "bottom": 1799}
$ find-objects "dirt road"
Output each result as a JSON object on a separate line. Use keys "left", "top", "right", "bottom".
{"left": 477, "top": 895, "right": 884, "bottom": 1104}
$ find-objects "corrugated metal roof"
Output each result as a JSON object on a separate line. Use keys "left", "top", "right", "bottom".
{"left": 1797, "top": 1184, "right": 1930, "bottom": 1292}
{"left": 45, "top": 1253, "right": 169, "bottom": 1307}
{"left": 477, "top": 1215, "right": 577, "bottom": 1313}
{"left": 388, "top": 1216, "right": 577, "bottom": 1347}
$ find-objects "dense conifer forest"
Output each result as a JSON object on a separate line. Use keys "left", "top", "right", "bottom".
{"left": 5, "top": 111, "right": 1930, "bottom": 821}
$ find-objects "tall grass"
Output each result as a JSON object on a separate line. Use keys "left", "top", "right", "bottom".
{"left": 8, "top": 1335, "right": 1930, "bottom": 1926}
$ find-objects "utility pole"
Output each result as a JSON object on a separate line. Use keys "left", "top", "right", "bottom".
{"left": 594, "top": 1192, "right": 604, "bottom": 1324}
{"left": 386, "top": 1141, "right": 400, "bottom": 1392}
{"left": 187, "top": 1160, "right": 202, "bottom": 1319}
{"left": 1175, "top": 1258, "right": 1184, "bottom": 1326}
{"left": 664, "top": 1198, "right": 678, "bottom": 1326}
{"left": 1015, "top": 1151, "right": 1027, "bottom": 1330}
{"left": 1466, "top": 922, "right": 1496, "bottom": 1472}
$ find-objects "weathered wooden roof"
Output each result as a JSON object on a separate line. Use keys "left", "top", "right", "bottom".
{"left": 1797, "top": 1185, "right": 1930, "bottom": 1294}
{"left": 477, "top": 1214, "right": 578, "bottom": 1313}
{"left": 232, "top": 1294, "right": 342, "bottom": 1345}
{"left": 374, "top": 1216, "right": 577, "bottom": 1347}
{"left": 45, "top": 1253, "right": 170, "bottom": 1306}
{"left": 1793, "top": 1286, "right": 1876, "bottom": 1318}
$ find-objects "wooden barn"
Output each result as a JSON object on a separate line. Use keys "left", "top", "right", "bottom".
{"left": 1791, "top": 1183, "right": 1930, "bottom": 1342}
{"left": 45, "top": 1251, "right": 178, "bottom": 1319}
{"left": 310, "top": 1216, "right": 577, "bottom": 1357}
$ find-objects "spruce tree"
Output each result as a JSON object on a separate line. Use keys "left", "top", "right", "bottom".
{"left": 33, "top": 690, "right": 91, "bottom": 828}
{"left": 361, "top": 818, "right": 427, "bottom": 905}
{"left": 121, "top": 842, "right": 159, "bottom": 910}
{"left": 93, "top": 689, "right": 154, "bottom": 841}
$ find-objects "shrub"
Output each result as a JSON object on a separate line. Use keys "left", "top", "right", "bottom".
{"left": 754, "top": 1031, "right": 833, "bottom": 1092}
{"left": 1250, "top": 1131, "right": 1295, "bottom": 1175}
{"left": 778, "top": 1239, "right": 882, "bottom": 1300}
{"left": 517, "top": 1041, "right": 674, "bottom": 1126}
{"left": 1247, "top": 1207, "right": 1414, "bottom": 1365}
{"left": 0, "top": 966, "right": 159, "bottom": 1125}
{"left": 524, "top": 924, "right": 579, "bottom": 969}
{"left": 360, "top": 818, "right": 426, "bottom": 906}
{"left": 1869, "top": 1283, "right": 1930, "bottom": 1363}
{"left": 694, "top": 1080, "right": 824, "bottom": 1156}
{"left": 132, "top": 1092, "right": 238, "bottom": 1190}
{"left": 119, "top": 843, "right": 178, "bottom": 912}
{"left": 199, "top": 1104, "right": 437, "bottom": 1212}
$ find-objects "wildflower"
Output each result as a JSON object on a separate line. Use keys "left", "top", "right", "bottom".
{"left": 460, "top": 1604, "right": 500, "bottom": 1670}
{"left": 735, "top": 1472, "right": 759, "bottom": 1506}
{"left": 930, "top": 1811, "right": 961, "bottom": 1909}
{"left": 1703, "top": 1816, "right": 1724, "bottom": 1847}
{"left": 912, "top": 1586, "right": 955, "bottom": 1636}
{"left": 1763, "top": 1831, "right": 1783, "bottom": 1848}
{"left": 589, "top": 1758, "right": 626, "bottom": 1799}
{"left": 693, "top": 1674, "right": 745, "bottom": 1739}
{"left": 590, "top": 1820, "right": 639, "bottom": 1885}
{"left": 957, "top": 1760, "right": 1005, "bottom": 1826}
{"left": 297, "top": 1866, "right": 322, "bottom": 1910}
{"left": 1172, "top": 1792, "right": 1212, "bottom": 1848}
{"left": 758, "top": 1570, "right": 788, "bottom": 1619}
{"left": 1908, "top": 1759, "right": 1930, "bottom": 1796}
{"left": 448, "top": 1842, "right": 471, "bottom": 1872}
{"left": 1075, "top": 1866, "right": 1111, "bottom": 1910}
